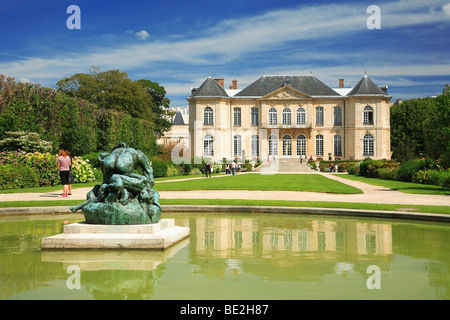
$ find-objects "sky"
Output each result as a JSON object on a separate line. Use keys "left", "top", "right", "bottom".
{"left": 1, "top": 0, "right": 449, "bottom": 106}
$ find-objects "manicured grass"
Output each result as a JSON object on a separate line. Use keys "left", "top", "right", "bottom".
{"left": 0, "top": 182, "right": 98, "bottom": 194}
{"left": 337, "top": 174, "right": 450, "bottom": 195}
{"left": 0, "top": 199, "right": 448, "bottom": 215}
{"left": 154, "top": 173, "right": 363, "bottom": 194}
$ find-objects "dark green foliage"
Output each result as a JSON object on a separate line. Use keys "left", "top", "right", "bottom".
{"left": 0, "top": 164, "right": 39, "bottom": 190}
{"left": 148, "top": 158, "right": 168, "bottom": 178}
{"left": 391, "top": 92, "right": 449, "bottom": 167}
{"left": 1, "top": 71, "right": 166, "bottom": 158}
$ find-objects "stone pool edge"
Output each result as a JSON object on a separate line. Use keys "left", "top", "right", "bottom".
{"left": 0, "top": 205, "right": 449, "bottom": 223}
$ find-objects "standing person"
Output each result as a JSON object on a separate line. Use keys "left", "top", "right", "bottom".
{"left": 232, "top": 161, "right": 236, "bottom": 175}
{"left": 205, "top": 162, "right": 211, "bottom": 178}
{"left": 66, "top": 150, "right": 74, "bottom": 195}
{"left": 225, "top": 164, "right": 231, "bottom": 175}
{"left": 57, "top": 149, "right": 71, "bottom": 197}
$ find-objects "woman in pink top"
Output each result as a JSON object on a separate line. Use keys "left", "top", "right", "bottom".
{"left": 57, "top": 149, "right": 72, "bottom": 197}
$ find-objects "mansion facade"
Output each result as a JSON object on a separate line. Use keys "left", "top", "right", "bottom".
{"left": 186, "top": 74, "right": 392, "bottom": 162}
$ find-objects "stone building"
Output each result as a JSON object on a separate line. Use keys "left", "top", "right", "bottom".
{"left": 186, "top": 74, "right": 392, "bottom": 163}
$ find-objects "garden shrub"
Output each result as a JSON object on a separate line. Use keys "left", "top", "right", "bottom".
{"left": 376, "top": 167, "right": 398, "bottom": 180}
{"left": 166, "top": 165, "right": 184, "bottom": 177}
{"left": 0, "top": 164, "right": 39, "bottom": 190}
{"left": 189, "top": 168, "right": 202, "bottom": 175}
{"left": 396, "top": 159, "right": 427, "bottom": 182}
{"left": 71, "top": 157, "right": 96, "bottom": 183}
{"left": 150, "top": 158, "right": 168, "bottom": 178}
{"left": 81, "top": 151, "right": 105, "bottom": 169}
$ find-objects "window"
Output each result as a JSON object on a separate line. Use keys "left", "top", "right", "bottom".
{"left": 334, "top": 135, "right": 342, "bottom": 157}
{"left": 203, "top": 107, "right": 213, "bottom": 126}
{"left": 316, "top": 107, "right": 324, "bottom": 126}
{"left": 251, "top": 135, "right": 259, "bottom": 157}
{"left": 204, "top": 135, "right": 214, "bottom": 156}
{"left": 269, "top": 108, "right": 277, "bottom": 126}
{"left": 251, "top": 107, "right": 259, "bottom": 126}
{"left": 234, "top": 135, "right": 242, "bottom": 157}
{"left": 316, "top": 134, "right": 323, "bottom": 156}
{"left": 282, "top": 135, "right": 292, "bottom": 156}
{"left": 363, "top": 106, "right": 374, "bottom": 125}
{"left": 334, "top": 106, "right": 342, "bottom": 126}
{"left": 234, "top": 108, "right": 241, "bottom": 126}
{"left": 296, "top": 107, "right": 306, "bottom": 126}
{"left": 282, "top": 108, "right": 292, "bottom": 126}
{"left": 363, "top": 134, "right": 374, "bottom": 156}
{"left": 268, "top": 135, "right": 278, "bottom": 156}
{"left": 297, "top": 135, "right": 306, "bottom": 156}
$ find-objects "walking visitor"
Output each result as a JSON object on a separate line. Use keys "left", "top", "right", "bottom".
{"left": 57, "top": 149, "right": 71, "bottom": 197}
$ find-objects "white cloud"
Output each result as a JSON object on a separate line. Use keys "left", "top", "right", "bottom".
{"left": 443, "top": 3, "right": 450, "bottom": 16}
{"left": 136, "top": 30, "right": 150, "bottom": 40}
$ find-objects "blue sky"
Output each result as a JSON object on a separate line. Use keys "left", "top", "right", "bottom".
{"left": 1, "top": 0, "right": 449, "bottom": 106}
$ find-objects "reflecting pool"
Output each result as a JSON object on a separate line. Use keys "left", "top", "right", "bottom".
{"left": 0, "top": 212, "right": 449, "bottom": 300}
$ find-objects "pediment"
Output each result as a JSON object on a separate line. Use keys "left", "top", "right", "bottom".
{"left": 262, "top": 85, "right": 312, "bottom": 100}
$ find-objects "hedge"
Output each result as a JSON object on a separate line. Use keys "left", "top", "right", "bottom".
{"left": 0, "top": 164, "right": 39, "bottom": 189}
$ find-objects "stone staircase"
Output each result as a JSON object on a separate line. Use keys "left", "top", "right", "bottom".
{"left": 253, "top": 158, "right": 317, "bottom": 173}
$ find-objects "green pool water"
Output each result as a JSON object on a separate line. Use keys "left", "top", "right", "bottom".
{"left": 1, "top": 212, "right": 449, "bottom": 300}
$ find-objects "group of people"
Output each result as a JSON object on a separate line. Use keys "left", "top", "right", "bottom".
{"left": 225, "top": 161, "right": 241, "bottom": 176}
{"left": 57, "top": 149, "right": 74, "bottom": 197}
{"left": 204, "top": 161, "right": 242, "bottom": 177}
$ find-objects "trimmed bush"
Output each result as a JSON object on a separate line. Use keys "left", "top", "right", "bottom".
{"left": 150, "top": 158, "right": 168, "bottom": 178}
{"left": 396, "top": 159, "right": 427, "bottom": 182}
{"left": 0, "top": 164, "right": 39, "bottom": 190}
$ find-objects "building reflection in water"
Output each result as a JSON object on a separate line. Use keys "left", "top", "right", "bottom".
{"left": 189, "top": 215, "right": 393, "bottom": 280}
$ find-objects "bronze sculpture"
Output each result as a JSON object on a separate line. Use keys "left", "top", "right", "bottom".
{"left": 70, "top": 143, "right": 161, "bottom": 225}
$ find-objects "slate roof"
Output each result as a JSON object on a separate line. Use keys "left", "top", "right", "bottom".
{"left": 190, "top": 77, "right": 229, "bottom": 98}
{"left": 172, "top": 112, "right": 185, "bottom": 125}
{"left": 347, "top": 75, "right": 388, "bottom": 97}
{"left": 234, "top": 75, "right": 340, "bottom": 97}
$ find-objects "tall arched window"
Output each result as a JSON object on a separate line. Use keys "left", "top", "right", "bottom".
{"left": 334, "top": 135, "right": 342, "bottom": 157}
{"left": 234, "top": 135, "right": 242, "bottom": 157}
{"left": 363, "top": 134, "right": 374, "bottom": 156}
{"left": 251, "top": 135, "right": 259, "bottom": 157}
{"left": 296, "top": 107, "right": 306, "bottom": 126}
{"left": 268, "top": 108, "right": 277, "bottom": 126}
{"left": 204, "top": 107, "right": 213, "bottom": 126}
{"left": 316, "top": 134, "right": 324, "bottom": 156}
{"left": 282, "top": 135, "right": 292, "bottom": 156}
{"left": 204, "top": 134, "right": 214, "bottom": 156}
{"left": 363, "top": 106, "right": 374, "bottom": 125}
{"left": 297, "top": 135, "right": 306, "bottom": 156}
{"left": 282, "top": 108, "right": 292, "bottom": 126}
{"left": 268, "top": 134, "right": 278, "bottom": 156}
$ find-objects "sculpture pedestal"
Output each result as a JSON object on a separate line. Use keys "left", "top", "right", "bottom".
{"left": 41, "top": 219, "right": 190, "bottom": 250}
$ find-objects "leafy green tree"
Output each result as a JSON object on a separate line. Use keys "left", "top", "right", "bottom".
{"left": 57, "top": 67, "right": 154, "bottom": 122}
{"left": 391, "top": 88, "right": 450, "bottom": 168}
{"left": 136, "top": 79, "right": 173, "bottom": 138}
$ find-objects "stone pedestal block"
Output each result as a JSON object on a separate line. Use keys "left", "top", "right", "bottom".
{"left": 41, "top": 219, "right": 189, "bottom": 250}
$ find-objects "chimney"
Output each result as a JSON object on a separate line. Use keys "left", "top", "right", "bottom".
{"left": 214, "top": 78, "right": 224, "bottom": 88}
{"left": 230, "top": 79, "right": 238, "bottom": 90}
{"left": 339, "top": 79, "right": 344, "bottom": 89}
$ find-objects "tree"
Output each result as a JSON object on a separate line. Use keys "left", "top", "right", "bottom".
{"left": 57, "top": 67, "right": 153, "bottom": 121}
{"left": 136, "top": 79, "right": 173, "bottom": 138}
{"left": 390, "top": 91, "right": 450, "bottom": 168}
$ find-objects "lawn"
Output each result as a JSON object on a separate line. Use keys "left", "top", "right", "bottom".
{"left": 0, "top": 199, "right": 448, "bottom": 215}
{"left": 337, "top": 174, "right": 450, "bottom": 195}
{"left": 154, "top": 173, "right": 363, "bottom": 194}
